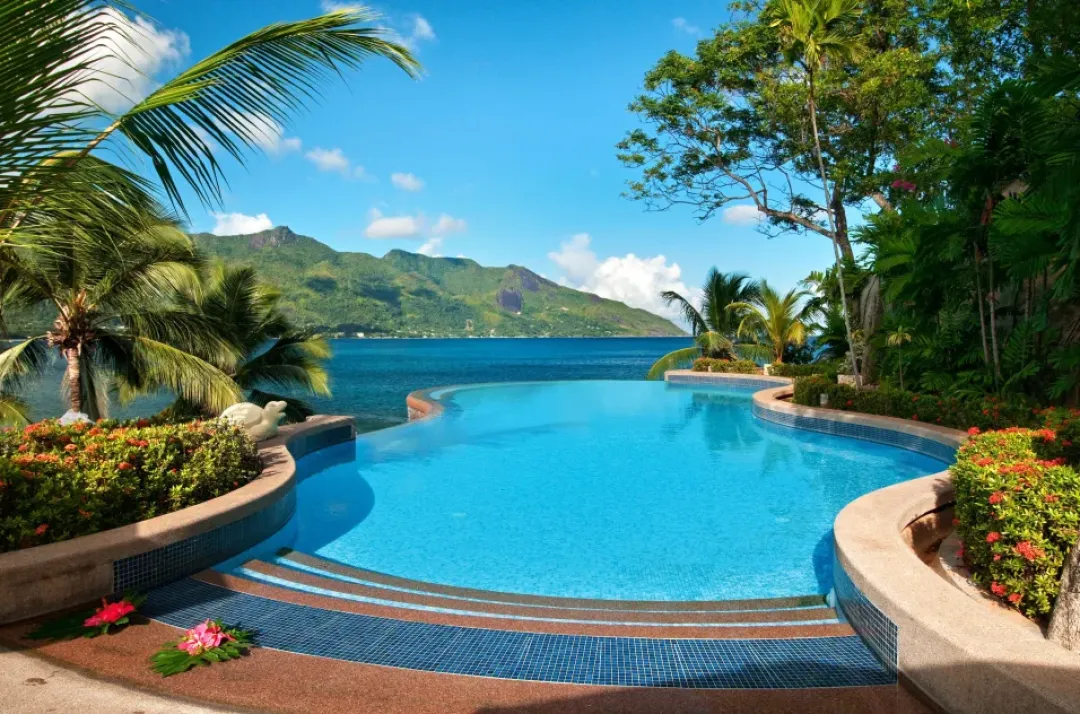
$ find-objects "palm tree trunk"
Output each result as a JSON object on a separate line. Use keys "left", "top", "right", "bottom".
{"left": 898, "top": 345, "right": 904, "bottom": 391}
{"left": 988, "top": 258, "right": 1002, "bottom": 385}
{"left": 807, "top": 69, "right": 862, "bottom": 389}
{"left": 973, "top": 244, "right": 990, "bottom": 366}
{"left": 64, "top": 348, "right": 82, "bottom": 414}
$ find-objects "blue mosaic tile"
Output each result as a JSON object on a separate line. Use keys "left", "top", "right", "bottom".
{"left": 833, "top": 550, "right": 897, "bottom": 675}
{"left": 752, "top": 402, "right": 957, "bottom": 464}
{"left": 666, "top": 373, "right": 791, "bottom": 391}
{"left": 144, "top": 578, "right": 895, "bottom": 689}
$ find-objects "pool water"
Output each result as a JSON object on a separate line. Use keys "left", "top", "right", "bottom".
{"left": 238, "top": 381, "right": 948, "bottom": 601}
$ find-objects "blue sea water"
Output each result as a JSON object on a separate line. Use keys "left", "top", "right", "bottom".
{"left": 233, "top": 380, "right": 948, "bottom": 601}
{"left": 19, "top": 337, "right": 693, "bottom": 431}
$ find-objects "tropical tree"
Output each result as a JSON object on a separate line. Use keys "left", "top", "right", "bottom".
{"left": 886, "top": 323, "right": 913, "bottom": 390}
{"left": 0, "top": 207, "right": 242, "bottom": 420}
{"left": 768, "top": 0, "right": 865, "bottom": 387}
{"left": 172, "top": 266, "right": 332, "bottom": 423}
{"left": 646, "top": 270, "right": 760, "bottom": 379}
{"left": 730, "top": 282, "right": 815, "bottom": 364}
{"left": 1, "top": 1, "right": 419, "bottom": 249}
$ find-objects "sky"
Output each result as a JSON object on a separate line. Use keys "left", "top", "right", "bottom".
{"left": 101, "top": 0, "right": 837, "bottom": 323}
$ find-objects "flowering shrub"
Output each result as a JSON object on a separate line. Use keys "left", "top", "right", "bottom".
{"left": 952, "top": 428, "right": 1080, "bottom": 618}
{"left": 691, "top": 358, "right": 760, "bottom": 374}
{"left": 0, "top": 419, "right": 261, "bottom": 553}
{"left": 151, "top": 619, "right": 254, "bottom": 676}
{"left": 791, "top": 375, "right": 1037, "bottom": 430}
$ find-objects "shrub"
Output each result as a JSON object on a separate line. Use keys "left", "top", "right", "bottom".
{"left": 952, "top": 428, "right": 1080, "bottom": 618}
{"left": 0, "top": 419, "right": 261, "bottom": 553}
{"left": 769, "top": 362, "right": 839, "bottom": 379}
{"left": 791, "top": 376, "right": 1037, "bottom": 430}
{"left": 691, "top": 358, "right": 760, "bottom": 374}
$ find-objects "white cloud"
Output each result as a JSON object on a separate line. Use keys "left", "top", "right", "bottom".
{"left": 411, "top": 15, "right": 435, "bottom": 41}
{"left": 210, "top": 211, "right": 273, "bottom": 236}
{"left": 305, "top": 147, "right": 353, "bottom": 175}
{"left": 671, "top": 17, "right": 702, "bottom": 36}
{"left": 66, "top": 10, "right": 190, "bottom": 113}
{"left": 391, "top": 172, "right": 425, "bottom": 191}
{"left": 432, "top": 213, "right": 467, "bottom": 236}
{"left": 320, "top": 1, "right": 363, "bottom": 10}
{"left": 722, "top": 203, "right": 763, "bottom": 226}
{"left": 417, "top": 237, "right": 443, "bottom": 256}
{"left": 548, "top": 233, "right": 693, "bottom": 322}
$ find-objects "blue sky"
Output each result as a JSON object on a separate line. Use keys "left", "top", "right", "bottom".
{"left": 120, "top": 0, "right": 836, "bottom": 321}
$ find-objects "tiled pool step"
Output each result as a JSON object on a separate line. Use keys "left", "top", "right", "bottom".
{"left": 143, "top": 576, "right": 894, "bottom": 689}
{"left": 232, "top": 559, "right": 842, "bottom": 630}
{"left": 271, "top": 549, "right": 829, "bottom": 613}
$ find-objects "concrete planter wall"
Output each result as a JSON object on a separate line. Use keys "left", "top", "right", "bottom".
{"left": 0, "top": 415, "right": 354, "bottom": 625}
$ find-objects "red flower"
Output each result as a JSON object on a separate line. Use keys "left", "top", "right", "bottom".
{"left": 993, "top": 554, "right": 1001, "bottom": 561}
{"left": 64, "top": 443, "right": 77, "bottom": 452}
{"left": 1008, "top": 593, "right": 1022, "bottom": 604}
{"left": 136, "top": 419, "right": 150, "bottom": 428}
{"left": 890, "top": 179, "right": 917, "bottom": 192}
{"left": 117, "top": 461, "right": 132, "bottom": 471}
{"left": 1045, "top": 494, "right": 1060, "bottom": 504}
{"left": 967, "top": 426, "right": 981, "bottom": 436}
{"left": 17, "top": 443, "right": 28, "bottom": 452}
{"left": 986, "top": 531, "right": 1001, "bottom": 543}
{"left": 83, "top": 598, "right": 136, "bottom": 628}
{"left": 975, "top": 457, "right": 993, "bottom": 467}
{"left": 911, "top": 414, "right": 919, "bottom": 421}
{"left": 988, "top": 491, "right": 1004, "bottom": 504}
{"left": 1014, "top": 541, "right": 1045, "bottom": 561}
{"left": 991, "top": 582, "right": 1007, "bottom": 597}
{"left": 34, "top": 523, "right": 48, "bottom": 536}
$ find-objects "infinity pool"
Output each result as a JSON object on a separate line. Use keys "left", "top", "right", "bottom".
{"left": 238, "top": 380, "right": 948, "bottom": 601}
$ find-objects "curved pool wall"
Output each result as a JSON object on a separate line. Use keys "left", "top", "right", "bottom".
{"left": 224, "top": 377, "right": 954, "bottom": 605}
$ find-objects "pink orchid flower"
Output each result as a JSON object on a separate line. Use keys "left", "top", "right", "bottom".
{"left": 177, "top": 620, "right": 234, "bottom": 656}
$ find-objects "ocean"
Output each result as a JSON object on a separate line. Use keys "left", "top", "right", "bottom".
{"left": 18, "top": 337, "right": 693, "bottom": 433}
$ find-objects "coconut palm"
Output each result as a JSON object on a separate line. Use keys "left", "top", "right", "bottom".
{"left": 1, "top": 1, "right": 419, "bottom": 251}
{"left": 646, "top": 270, "right": 761, "bottom": 379}
{"left": 0, "top": 204, "right": 242, "bottom": 420}
{"left": 769, "top": 0, "right": 865, "bottom": 386}
{"left": 730, "top": 282, "right": 815, "bottom": 364}
{"left": 170, "top": 266, "right": 332, "bottom": 423}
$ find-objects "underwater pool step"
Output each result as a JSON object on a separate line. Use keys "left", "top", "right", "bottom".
{"left": 195, "top": 570, "right": 855, "bottom": 640}
{"left": 272, "top": 548, "right": 829, "bottom": 614}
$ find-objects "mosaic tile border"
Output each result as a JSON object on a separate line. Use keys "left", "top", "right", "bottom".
{"left": 665, "top": 372, "right": 792, "bottom": 391}
{"left": 145, "top": 577, "right": 895, "bottom": 689}
{"left": 832, "top": 550, "right": 897, "bottom": 675}
{"left": 751, "top": 402, "right": 957, "bottom": 463}
{"left": 113, "top": 422, "right": 355, "bottom": 594}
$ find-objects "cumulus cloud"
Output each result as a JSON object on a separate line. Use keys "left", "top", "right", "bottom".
{"left": 66, "top": 10, "right": 190, "bottom": 113}
{"left": 548, "top": 233, "right": 693, "bottom": 322}
{"left": 210, "top": 211, "right": 273, "bottom": 236}
{"left": 364, "top": 209, "right": 466, "bottom": 250}
{"left": 722, "top": 203, "right": 763, "bottom": 226}
{"left": 391, "top": 172, "right": 424, "bottom": 191}
{"left": 671, "top": 17, "right": 702, "bottom": 36}
{"left": 305, "top": 146, "right": 365, "bottom": 177}
{"left": 411, "top": 15, "right": 436, "bottom": 41}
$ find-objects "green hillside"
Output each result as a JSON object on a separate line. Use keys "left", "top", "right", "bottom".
{"left": 183, "top": 227, "right": 683, "bottom": 337}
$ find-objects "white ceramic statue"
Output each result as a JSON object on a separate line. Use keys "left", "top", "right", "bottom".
{"left": 219, "top": 401, "right": 287, "bottom": 441}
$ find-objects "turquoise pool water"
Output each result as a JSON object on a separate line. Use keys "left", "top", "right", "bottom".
{"left": 238, "top": 380, "right": 948, "bottom": 601}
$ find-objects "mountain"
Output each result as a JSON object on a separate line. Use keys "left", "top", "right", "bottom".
{"left": 185, "top": 227, "right": 684, "bottom": 337}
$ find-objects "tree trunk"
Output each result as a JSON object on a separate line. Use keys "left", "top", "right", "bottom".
{"left": 973, "top": 244, "right": 991, "bottom": 367}
{"left": 64, "top": 348, "right": 82, "bottom": 414}
{"left": 988, "top": 259, "right": 1002, "bottom": 385}
{"left": 807, "top": 70, "right": 862, "bottom": 389}
{"left": 1049, "top": 536, "right": 1080, "bottom": 651}
{"left": 831, "top": 191, "right": 854, "bottom": 261}
{"left": 898, "top": 345, "right": 904, "bottom": 391}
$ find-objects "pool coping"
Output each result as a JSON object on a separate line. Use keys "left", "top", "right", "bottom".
{"left": 0, "top": 415, "right": 355, "bottom": 625}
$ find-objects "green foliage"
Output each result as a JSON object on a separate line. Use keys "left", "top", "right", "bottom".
{"left": 953, "top": 427, "right": 1080, "bottom": 617}
{"left": 791, "top": 375, "right": 1036, "bottom": 429}
{"left": 730, "top": 281, "right": 815, "bottom": 363}
{"left": 0, "top": 418, "right": 260, "bottom": 553}
{"left": 691, "top": 358, "right": 761, "bottom": 374}
{"left": 769, "top": 362, "right": 838, "bottom": 379}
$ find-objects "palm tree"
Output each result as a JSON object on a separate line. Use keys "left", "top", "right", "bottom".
{"left": 0, "top": 202, "right": 245, "bottom": 420}
{"left": 769, "top": 0, "right": 865, "bottom": 387}
{"left": 172, "top": 266, "right": 332, "bottom": 423}
{"left": 1, "top": 2, "right": 419, "bottom": 248}
{"left": 886, "top": 323, "right": 913, "bottom": 390}
{"left": 646, "top": 270, "right": 760, "bottom": 379}
{"left": 730, "top": 282, "right": 815, "bottom": 364}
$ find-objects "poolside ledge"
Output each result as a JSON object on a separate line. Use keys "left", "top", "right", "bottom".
{"left": 0, "top": 415, "right": 355, "bottom": 625}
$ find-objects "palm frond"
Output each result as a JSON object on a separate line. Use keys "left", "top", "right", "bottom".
{"left": 646, "top": 347, "right": 700, "bottom": 380}
{"left": 0, "top": 337, "right": 50, "bottom": 393}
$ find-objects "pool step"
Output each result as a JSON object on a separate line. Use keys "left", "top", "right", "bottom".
{"left": 271, "top": 548, "right": 829, "bottom": 613}
{"left": 195, "top": 569, "right": 854, "bottom": 639}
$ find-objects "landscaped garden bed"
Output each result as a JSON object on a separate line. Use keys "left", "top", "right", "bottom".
{"left": 0, "top": 419, "right": 261, "bottom": 553}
